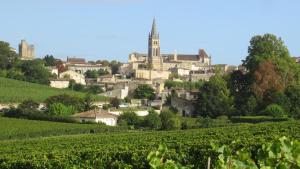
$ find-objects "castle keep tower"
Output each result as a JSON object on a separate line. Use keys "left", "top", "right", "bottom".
{"left": 148, "top": 18, "right": 163, "bottom": 70}
{"left": 18, "top": 40, "right": 35, "bottom": 60}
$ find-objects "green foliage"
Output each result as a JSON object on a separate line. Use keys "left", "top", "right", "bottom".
{"left": 3, "top": 100, "right": 40, "bottom": 118}
{"left": 84, "top": 69, "right": 109, "bottom": 78}
{"left": 0, "top": 77, "right": 107, "bottom": 103}
{"left": 0, "top": 121, "right": 299, "bottom": 168}
{"left": 142, "top": 110, "right": 162, "bottom": 130}
{"left": 110, "top": 60, "right": 122, "bottom": 74}
{"left": 159, "top": 109, "right": 181, "bottom": 130}
{"left": 43, "top": 55, "right": 56, "bottom": 66}
{"left": 48, "top": 103, "right": 77, "bottom": 117}
{"left": 196, "top": 74, "right": 234, "bottom": 118}
{"left": 147, "top": 144, "right": 192, "bottom": 169}
{"left": 285, "top": 85, "right": 300, "bottom": 119}
{"left": 264, "top": 104, "right": 286, "bottom": 118}
{"left": 0, "top": 41, "right": 18, "bottom": 70}
{"left": 165, "top": 80, "right": 204, "bottom": 90}
{"left": 45, "top": 94, "right": 83, "bottom": 113}
{"left": 110, "top": 97, "right": 120, "bottom": 108}
{"left": 85, "top": 85, "right": 104, "bottom": 94}
{"left": 243, "top": 34, "right": 294, "bottom": 75}
{"left": 11, "top": 59, "right": 52, "bottom": 85}
{"left": 214, "top": 136, "right": 300, "bottom": 169}
{"left": 133, "top": 84, "right": 156, "bottom": 100}
{"left": 83, "top": 94, "right": 96, "bottom": 111}
{"left": 230, "top": 116, "right": 289, "bottom": 123}
{"left": 118, "top": 111, "right": 141, "bottom": 127}
{"left": 197, "top": 116, "right": 230, "bottom": 128}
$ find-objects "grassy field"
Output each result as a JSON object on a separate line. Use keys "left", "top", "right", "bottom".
{"left": 0, "top": 120, "right": 299, "bottom": 168}
{"left": 0, "top": 117, "right": 127, "bottom": 140}
{"left": 0, "top": 77, "right": 108, "bottom": 103}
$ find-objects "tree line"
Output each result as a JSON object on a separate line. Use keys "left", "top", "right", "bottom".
{"left": 194, "top": 34, "right": 300, "bottom": 119}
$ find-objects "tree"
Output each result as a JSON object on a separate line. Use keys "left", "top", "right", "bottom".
{"left": 18, "top": 100, "right": 40, "bottom": 114}
{"left": 98, "top": 69, "right": 109, "bottom": 76}
{"left": 110, "top": 60, "right": 121, "bottom": 75}
{"left": 133, "top": 84, "right": 156, "bottom": 100}
{"left": 252, "top": 60, "right": 284, "bottom": 98}
{"left": 86, "top": 85, "right": 103, "bottom": 94}
{"left": 263, "top": 104, "right": 286, "bottom": 118}
{"left": 48, "top": 103, "right": 76, "bottom": 117}
{"left": 45, "top": 94, "right": 83, "bottom": 112}
{"left": 84, "top": 70, "right": 98, "bottom": 78}
{"left": 110, "top": 97, "right": 120, "bottom": 109}
{"left": 0, "top": 41, "right": 18, "bottom": 70}
{"left": 43, "top": 55, "right": 56, "bottom": 66}
{"left": 83, "top": 94, "right": 96, "bottom": 111}
{"left": 159, "top": 109, "right": 181, "bottom": 130}
{"left": 117, "top": 111, "right": 141, "bottom": 127}
{"left": 142, "top": 110, "right": 162, "bottom": 130}
{"left": 15, "top": 59, "right": 52, "bottom": 84}
{"left": 243, "top": 34, "right": 300, "bottom": 88}
{"left": 196, "top": 74, "right": 234, "bottom": 118}
{"left": 285, "top": 85, "right": 300, "bottom": 118}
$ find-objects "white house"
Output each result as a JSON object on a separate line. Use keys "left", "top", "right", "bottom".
{"left": 60, "top": 70, "right": 86, "bottom": 85}
{"left": 72, "top": 110, "right": 118, "bottom": 126}
{"left": 50, "top": 79, "right": 70, "bottom": 88}
{"left": 46, "top": 66, "right": 59, "bottom": 76}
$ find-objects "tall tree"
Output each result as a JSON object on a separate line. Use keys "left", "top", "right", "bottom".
{"left": 252, "top": 60, "right": 284, "bottom": 98}
{"left": 0, "top": 41, "right": 18, "bottom": 70}
{"left": 243, "top": 34, "right": 300, "bottom": 87}
{"left": 196, "top": 74, "right": 234, "bottom": 118}
{"left": 133, "top": 84, "right": 156, "bottom": 100}
{"left": 43, "top": 55, "right": 56, "bottom": 66}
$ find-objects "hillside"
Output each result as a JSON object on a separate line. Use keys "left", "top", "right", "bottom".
{"left": 0, "top": 117, "right": 127, "bottom": 140}
{"left": 0, "top": 77, "right": 108, "bottom": 103}
{"left": 0, "top": 120, "right": 299, "bottom": 168}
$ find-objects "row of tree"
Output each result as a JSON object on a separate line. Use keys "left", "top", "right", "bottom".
{"left": 118, "top": 109, "right": 182, "bottom": 130}
{"left": 3, "top": 94, "right": 96, "bottom": 122}
{"left": 195, "top": 34, "right": 300, "bottom": 119}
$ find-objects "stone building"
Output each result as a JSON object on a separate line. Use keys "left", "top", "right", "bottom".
{"left": 66, "top": 57, "right": 111, "bottom": 75}
{"left": 18, "top": 40, "right": 35, "bottom": 60}
{"left": 128, "top": 19, "right": 212, "bottom": 80}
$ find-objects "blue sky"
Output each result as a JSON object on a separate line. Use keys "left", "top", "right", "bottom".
{"left": 0, "top": 0, "right": 299, "bottom": 65}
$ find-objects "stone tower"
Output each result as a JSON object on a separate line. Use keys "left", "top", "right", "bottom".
{"left": 148, "top": 18, "right": 163, "bottom": 70}
{"left": 19, "top": 40, "right": 35, "bottom": 60}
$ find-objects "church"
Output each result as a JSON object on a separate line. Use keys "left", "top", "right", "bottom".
{"left": 129, "top": 19, "right": 212, "bottom": 80}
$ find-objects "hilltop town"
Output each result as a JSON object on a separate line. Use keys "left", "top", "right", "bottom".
{"left": 2, "top": 0, "right": 300, "bottom": 167}
{"left": 1, "top": 18, "right": 300, "bottom": 127}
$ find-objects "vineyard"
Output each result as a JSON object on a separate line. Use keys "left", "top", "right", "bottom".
{"left": 0, "top": 77, "right": 108, "bottom": 103}
{"left": 0, "top": 117, "right": 127, "bottom": 140}
{"left": 0, "top": 120, "right": 299, "bottom": 168}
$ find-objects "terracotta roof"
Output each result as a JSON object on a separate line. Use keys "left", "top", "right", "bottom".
{"left": 72, "top": 110, "right": 118, "bottom": 119}
{"left": 67, "top": 57, "right": 86, "bottom": 64}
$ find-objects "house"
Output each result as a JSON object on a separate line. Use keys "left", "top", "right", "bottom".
{"left": 97, "top": 75, "right": 116, "bottom": 83}
{"left": 171, "top": 96, "right": 195, "bottom": 116}
{"left": 46, "top": 66, "right": 59, "bottom": 76}
{"left": 59, "top": 70, "right": 86, "bottom": 85}
{"left": 49, "top": 79, "right": 70, "bottom": 88}
{"left": 100, "top": 85, "right": 129, "bottom": 99}
{"left": 72, "top": 109, "right": 118, "bottom": 126}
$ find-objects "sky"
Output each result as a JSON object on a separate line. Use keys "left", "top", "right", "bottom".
{"left": 0, "top": 0, "right": 299, "bottom": 65}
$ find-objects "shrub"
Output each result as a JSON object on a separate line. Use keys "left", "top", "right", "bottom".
{"left": 48, "top": 103, "right": 77, "bottom": 117}
{"left": 264, "top": 104, "right": 286, "bottom": 117}
{"left": 118, "top": 111, "right": 141, "bottom": 128}
{"left": 159, "top": 110, "right": 181, "bottom": 130}
{"left": 142, "top": 110, "right": 161, "bottom": 130}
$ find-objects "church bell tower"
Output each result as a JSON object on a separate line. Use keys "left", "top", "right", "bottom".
{"left": 148, "top": 18, "right": 162, "bottom": 70}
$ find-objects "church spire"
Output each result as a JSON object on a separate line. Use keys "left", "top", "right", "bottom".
{"left": 151, "top": 17, "right": 158, "bottom": 36}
